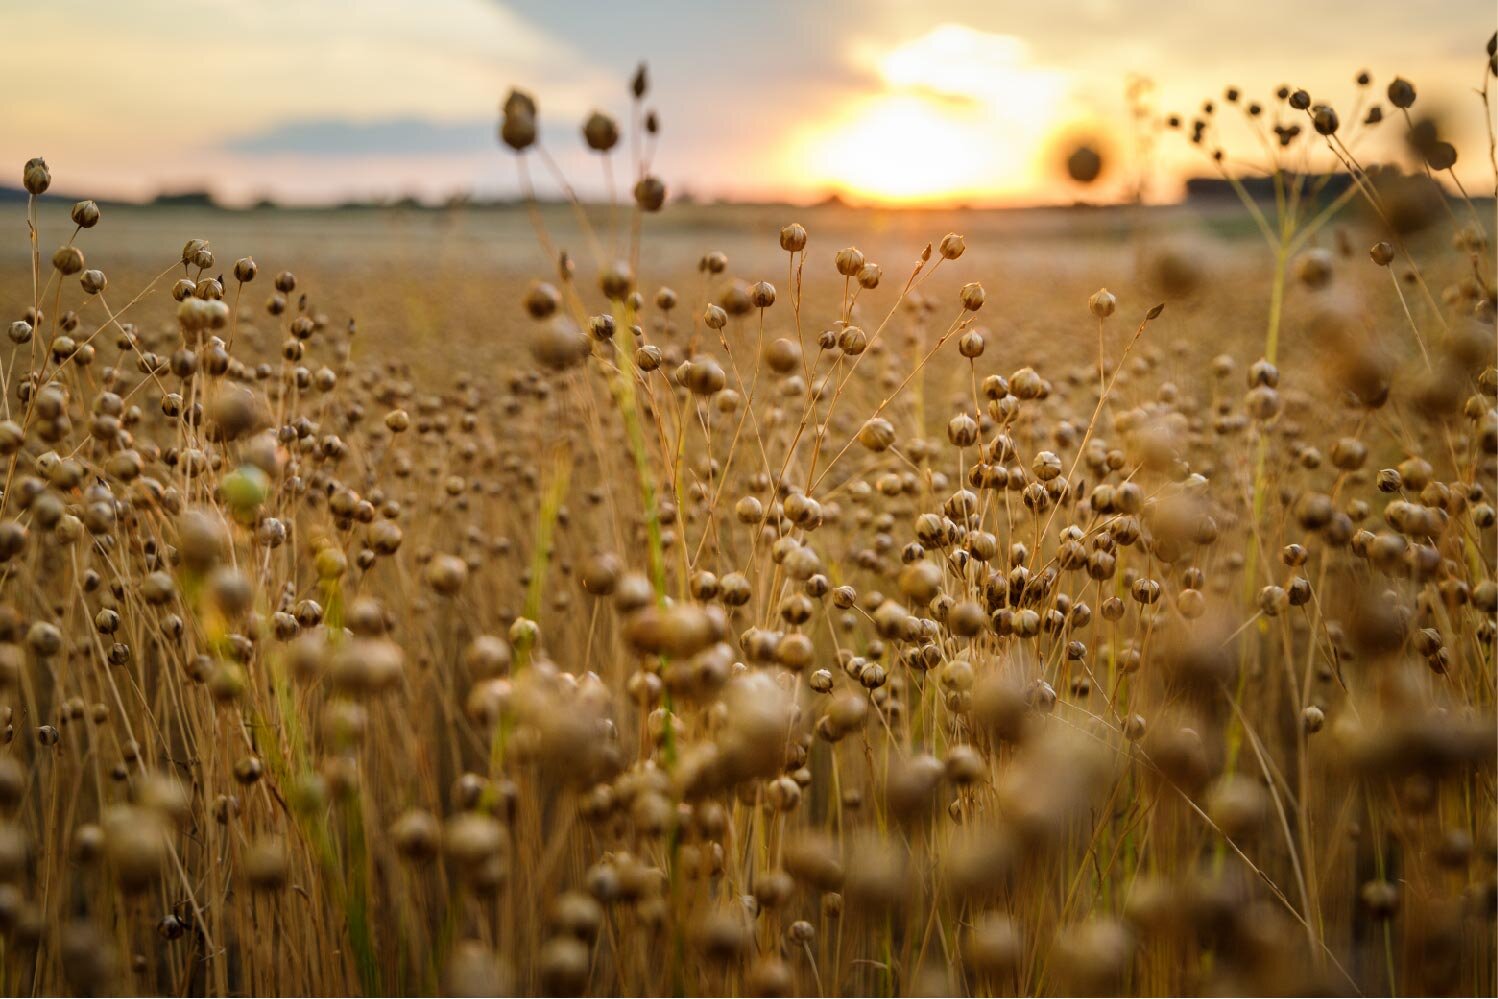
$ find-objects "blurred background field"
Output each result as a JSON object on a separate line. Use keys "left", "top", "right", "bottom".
{"left": 0, "top": 196, "right": 1459, "bottom": 386}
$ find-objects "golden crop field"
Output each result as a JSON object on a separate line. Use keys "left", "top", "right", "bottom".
{"left": 0, "top": 25, "right": 1493, "bottom": 999}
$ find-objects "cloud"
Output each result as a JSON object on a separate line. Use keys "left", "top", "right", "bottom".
{"left": 224, "top": 117, "right": 495, "bottom": 157}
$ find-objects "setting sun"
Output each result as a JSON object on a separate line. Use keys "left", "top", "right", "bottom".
{"left": 791, "top": 24, "right": 1070, "bottom": 205}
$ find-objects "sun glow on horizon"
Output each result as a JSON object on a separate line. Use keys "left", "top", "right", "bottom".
{"left": 791, "top": 24, "right": 1075, "bottom": 206}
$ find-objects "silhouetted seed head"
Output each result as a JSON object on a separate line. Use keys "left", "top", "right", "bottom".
{"left": 1066, "top": 144, "right": 1104, "bottom": 183}
{"left": 1425, "top": 141, "right": 1457, "bottom": 171}
{"left": 500, "top": 89, "right": 538, "bottom": 152}
{"left": 1387, "top": 77, "right": 1416, "bottom": 109}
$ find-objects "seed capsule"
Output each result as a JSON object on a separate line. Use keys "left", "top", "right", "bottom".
{"left": 70, "top": 200, "right": 100, "bottom": 228}
{"left": 960, "top": 282, "right": 985, "bottom": 311}
{"left": 22, "top": 158, "right": 49, "bottom": 195}
{"left": 1088, "top": 288, "right": 1117, "bottom": 318}
{"left": 583, "top": 111, "right": 619, "bottom": 152}
{"left": 1387, "top": 77, "right": 1415, "bottom": 109}
{"left": 779, "top": 223, "right": 807, "bottom": 253}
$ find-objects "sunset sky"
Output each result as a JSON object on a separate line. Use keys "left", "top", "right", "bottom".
{"left": 2, "top": 0, "right": 1491, "bottom": 206}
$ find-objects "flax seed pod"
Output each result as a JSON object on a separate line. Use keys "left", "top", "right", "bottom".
{"left": 1088, "top": 288, "right": 1117, "bottom": 318}
{"left": 22, "top": 158, "right": 49, "bottom": 195}
{"left": 834, "top": 247, "right": 864, "bottom": 277}
{"left": 634, "top": 176, "right": 666, "bottom": 212}
{"left": 583, "top": 111, "right": 619, "bottom": 152}
{"left": 960, "top": 282, "right": 985, "bottom": 311}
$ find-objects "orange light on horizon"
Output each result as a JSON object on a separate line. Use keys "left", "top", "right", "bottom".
{"left": 787, "top": 24, "right": 1083, "bottom": 206}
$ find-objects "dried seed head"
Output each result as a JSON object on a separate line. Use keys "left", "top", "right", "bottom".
{"left": 764, "top": 337, "right": 802, "bottom": 373}
{"left": 538, "top": 935, "right": 589, "bottom": 996}
{"left": 1426, "top": 141, "right": 1457, "bottom": 171}
{"left": 444, "top": 811, "right": 509, "bottom": 867}
{"left": 856, "top": 418, "right": 896, "bottom": 452}
{"left": 392, "top": 809, "right": 441, "bottom": 860}
{"left": 583, "top": 111, "right": 619, "bottom": 152}
{"left": 22, "top": 158, "right": 49, "bottom": 196}
{"left": 500, "top": 89, "right": 538, "bottom": 152}
{"left": 634, "top": 176, "right": 666, "bottom": 212}
{"left": 964, "top": 912, "right": 1022, "bottom": 979}
{"left": 779, "top": 223, "right": 807, "bottom": 253}
{"left": 580, "top": 552, "right": 622, "bottom": 596}
{"left": 425, "top": 554, "right": 469, "bottom": 595}
{"left": 525, "top": 282, "right": 561, "bottom": 319}
{"left": 1066, "top": 143, "right": 1104, "bottom": 183}
{"left": 834, "top": 247, "right": 865, "bottom": 277}
{"left": 964, "top": 281, "right": 988, "bottom": 313}
{"left": 445, "top": 941, "right": 512, "bottom": 998}
{"left": 1207, "top": 774, "right": 1269, "bottom": 839}
{"left": 531, "top": 318, "right": 591, "bottom": 371}
{"left": 70, "top": 200, "right": 100, "bottom": 229}
{"left": 939, "top": 233, "right": 966, "bottom": 260}
{"left": 1088, "top": 288, "right": 1117, "bottom": 318}
{"left": 1387, "top": 77, "right": 1416, "bottom": 109}
{"left": 52, "top": 246, "right": 84, "bottom": 276}
{"left": 243, "top": 836, "right": 289, "bottom": 891}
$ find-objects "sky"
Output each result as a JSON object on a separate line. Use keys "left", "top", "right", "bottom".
{"left": 1, "top": 0, "right": 1492, "bottom": 207}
